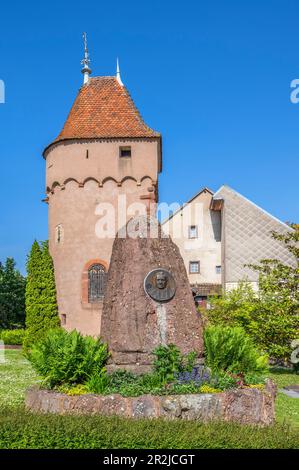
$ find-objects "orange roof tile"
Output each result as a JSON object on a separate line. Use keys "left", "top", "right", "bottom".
{"left": 44, "top": 76, "right": 160, "bottom": 154}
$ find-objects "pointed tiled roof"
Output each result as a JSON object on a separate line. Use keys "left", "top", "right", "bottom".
{"left": 44, "top": 76, "right": 160, "bottom": 155}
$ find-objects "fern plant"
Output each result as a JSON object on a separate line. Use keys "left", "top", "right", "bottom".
{"left": 26, "top": 328, "right": 109, "bottom": 388}
{"left": 85, "top": 369, "right": 109, "bottom": 394}
{"left": 204, "top": 325, "right": 268, "bottom": 375}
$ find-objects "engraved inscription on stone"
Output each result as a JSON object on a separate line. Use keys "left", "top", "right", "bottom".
{"left": 144, "top": 269, "right": 176, "bottom": 303}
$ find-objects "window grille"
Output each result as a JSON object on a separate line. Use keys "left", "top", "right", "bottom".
{"left": 88, "top": 264, "right": 106, "bottom": 302}
{"left": 189, "top": 261, "right": 200, "bottom": 274}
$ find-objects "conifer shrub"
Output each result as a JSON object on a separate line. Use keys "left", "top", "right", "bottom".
{"left": 26, "top": 328, "right": 109, "bottom": 388}
{"left": 204, "top": 325, "right": 269, "bottom": 376}
{"left": 24, "top": 241, "right": 60, "bottom": 349}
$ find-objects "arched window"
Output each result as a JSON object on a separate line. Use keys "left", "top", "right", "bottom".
{"left": 88, "top": 264, "right": 106, "bottom": 302}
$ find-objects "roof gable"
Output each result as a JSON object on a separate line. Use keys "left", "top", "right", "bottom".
{"left": 213, "top": 185, "right": 291, "bottom": 230}
{"left": 162, "top": 187, "right": 214, "bottom": 224}
{"left": 44, "top": 76, "right": 160, "bottom": 155}
{"left": 214, "top": 185, "right": 295, "bottom": 282}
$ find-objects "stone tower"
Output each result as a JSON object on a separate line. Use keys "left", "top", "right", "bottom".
{"left": 43, "top": 66, "right": 161, "bottom": 336}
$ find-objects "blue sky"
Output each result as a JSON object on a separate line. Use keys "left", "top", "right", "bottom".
{"left": 0, "top": 0, "right": 299, "bottom": 273}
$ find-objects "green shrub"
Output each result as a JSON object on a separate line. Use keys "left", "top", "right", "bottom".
{"left": 85, "top": 369, "right": 109, "bottom": 394}
{"left": 212, "top": 371, "right": 238, "bottom": 390}
{"left": 153, "top": 344, "right": 181, "bottom": 383}
{"left": 24, "top": 241, "right": 60, "bottom": 349}
{"left": 103, "top": 371, "right": 165, "bottom": 397}
{"left": 202, "top": 274, "right": 299, "bottom": 361}
{"left": 107, "top": 370, "right": 137, "bottom": 388}
{"left": 26, "top": 328, "right": 109, "bottom": 388}
{"left": 204, "top": 325, "right": 269, "bottom": 375}
{"left": 0, "top": 329, "right": 25, "bottom": 345}
{"left": 243, "top": 372, "right": 267, "bottom": 386}
{"left": 105, "top": 376, "right": 199, "bottom": 397}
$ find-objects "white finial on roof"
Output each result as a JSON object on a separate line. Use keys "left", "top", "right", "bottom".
{"left": 81, "top": 32, "right": 91, "bottom": 85}
{"left": 116, "top": 57, "right": 124, "bottom": 86}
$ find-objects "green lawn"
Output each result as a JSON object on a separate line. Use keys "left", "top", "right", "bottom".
{"left": 269, "top": 368, "right": 299, "bottom": 429}
{"left": 0, "top": 349, "right": 39, "bottom": 408}
{"left": 0, "top": 349, "right": 298, "bottom": 449}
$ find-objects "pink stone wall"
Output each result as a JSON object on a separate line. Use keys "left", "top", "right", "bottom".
{"left": 45, "top": 139, "right": 160, "bottom": 191}
{"left": 46, "top": 139, "right": 160, "bottom": 335}
{"left": 25, "top": 380, "right": 277, "bottom": 426}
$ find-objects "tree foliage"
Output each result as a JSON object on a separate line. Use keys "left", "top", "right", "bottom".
{"left": 24, "top": 241, "right": 60, "bottom": 349}
{"left": 204, "top": 230, "right": 299, "bottom": 361}
{"left": 0, "top": 258, "right": 26, "bottom": 328}
{"left": 287, "top": 222, "right": 299, "bottom": 232}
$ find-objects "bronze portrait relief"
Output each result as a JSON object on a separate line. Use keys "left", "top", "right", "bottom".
{"left": 144, "top": 268, "right": 176, "bottom": 303}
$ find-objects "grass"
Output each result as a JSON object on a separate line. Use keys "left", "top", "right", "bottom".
{"left": 0, "top": 349, "right": 39, "bottom": 408}
{"left": 269, "top": 368, "right": 299, "bottom": 429}
{"left": 0, "top": 349, "right": 298, "bottom": 449}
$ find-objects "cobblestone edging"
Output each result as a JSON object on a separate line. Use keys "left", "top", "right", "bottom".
{"left": 25, "top": 380, "right": 276, "bottom": 426}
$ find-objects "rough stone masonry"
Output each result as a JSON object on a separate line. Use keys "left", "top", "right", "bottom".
{"left": 100, "top": 217, "right": 204, "bottom": 373}
{"left": 25, "top": 380, "right": 277, "bottom": 426}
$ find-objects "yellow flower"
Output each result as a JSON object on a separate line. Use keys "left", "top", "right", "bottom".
{"left": 199, "top": 385, "right": 222, "bottom": 394}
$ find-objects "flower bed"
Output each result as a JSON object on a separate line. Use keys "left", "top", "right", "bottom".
{"left": 25, "top": 379, "right": 276, "bottom": 426}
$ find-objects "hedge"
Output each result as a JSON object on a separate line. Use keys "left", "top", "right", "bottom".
{"left": 0, "top": 408, "right": 298, "bottom": 449}
{"left": 0, "top": 329, "right": 25, "bottom": 345}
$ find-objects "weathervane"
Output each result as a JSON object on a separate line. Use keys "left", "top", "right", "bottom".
{"left": 81, "top": 32, "right": 91, "bottom": 85}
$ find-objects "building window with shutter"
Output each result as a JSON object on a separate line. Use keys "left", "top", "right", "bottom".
{"left": 188, "top": 225, "right": 198, "bottom": 239}
{"left": 88, "top": 264, "right": 107, "bottom": 302}
{"left": 216, "top": 265, "right": 222, "bottom": 274}
{"left": 189, "top": 261, "right": 200, "bottom": 274}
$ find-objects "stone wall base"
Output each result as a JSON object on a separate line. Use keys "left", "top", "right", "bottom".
{"left": 25, "top": 380, "right": 276, "bottom": 426}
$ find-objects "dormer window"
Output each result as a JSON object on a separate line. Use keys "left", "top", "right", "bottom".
{"left": 119, "top": 146, "right": 131, "bottom": 158}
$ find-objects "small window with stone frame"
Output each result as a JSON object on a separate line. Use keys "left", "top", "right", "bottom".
{"left": 119, "top": 146, "right": 132, "bottom": 158}
{"left": 188, "top": 225, "right": 198, "bottom": 239}
{"left": 189, "top": 261, "right": 200, "bottom": 274}
{"left": 55, "top": 224, "right": 63, "bottom": 244}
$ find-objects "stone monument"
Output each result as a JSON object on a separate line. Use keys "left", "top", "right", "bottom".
{"left": 101, "top": 217, "right": 203, "bottom": 373}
